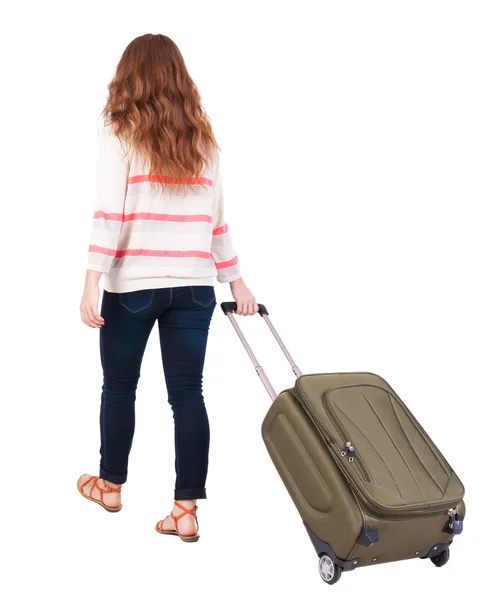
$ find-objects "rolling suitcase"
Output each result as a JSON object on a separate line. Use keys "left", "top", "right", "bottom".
{"left": 221, "top": 302, "right": 465, "bottom": 585}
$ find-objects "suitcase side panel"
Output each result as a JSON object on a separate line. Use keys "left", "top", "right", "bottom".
{"left": 262, "top": 390, "right": 362, "bottom": 559}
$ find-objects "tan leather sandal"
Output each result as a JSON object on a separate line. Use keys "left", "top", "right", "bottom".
{"left": 77, "top": 474, "right": 123, "bottom": 512}
{"left": 155, "top": 500, "right": 200, "bottom": 542}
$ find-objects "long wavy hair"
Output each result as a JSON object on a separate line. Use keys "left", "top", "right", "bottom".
{"left": 100, "top": 33, "right": 220, "bottom": 194}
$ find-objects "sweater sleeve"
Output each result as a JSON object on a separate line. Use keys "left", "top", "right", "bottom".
{"left": 210, "top": 154, "right": 242, "bottom": 283}
{"left": 86, "top": 125, "right": 129, "bottom": 274}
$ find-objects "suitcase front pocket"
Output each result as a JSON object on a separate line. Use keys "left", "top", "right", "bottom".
{"left": 321, "top": 384, "right": 464, "bottom": 517}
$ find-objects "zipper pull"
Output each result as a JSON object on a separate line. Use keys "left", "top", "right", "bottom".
{"left": 341, "top": 441, "right": 356, "bottom": 462}
{"left": 443, "top": 507, "right": 464, "bottom": 535}
{"left": 341, "top": 441, "right": 351, "bottom": 457}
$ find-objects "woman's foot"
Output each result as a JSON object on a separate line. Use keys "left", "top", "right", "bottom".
{"left": 155, "top": 499, "right": 199, "bottom": 541}
{"left": 77, "top": 474, "right": 123, "bottom": 512}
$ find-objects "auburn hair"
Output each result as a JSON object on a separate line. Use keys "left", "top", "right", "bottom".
{"left": 100, "top": 33, "right": 220, "bottom": 194}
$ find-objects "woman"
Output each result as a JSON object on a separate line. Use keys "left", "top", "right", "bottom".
{"left": 77, "top": 33, "right": 258, "bottom": 543}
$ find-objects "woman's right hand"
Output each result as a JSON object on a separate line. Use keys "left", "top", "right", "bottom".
{"left": 80, "top": 272, "right": 105, "bottom": 328}
{"left": 230, "top": 278, "right": 258, "bottom": 316}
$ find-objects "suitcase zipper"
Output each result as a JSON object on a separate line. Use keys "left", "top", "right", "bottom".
{"left": 339, "top": 438, "right": 373, "bottom": 484}
{"left": 325, "top": 393, "right": 374, "bottom": 485}
{"left": 294, "top": 379, "right": 461, "bottom": 519}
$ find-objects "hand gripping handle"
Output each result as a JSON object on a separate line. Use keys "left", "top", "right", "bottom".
{"left": 221, "top": 302, "right": 268, "bottom": 316}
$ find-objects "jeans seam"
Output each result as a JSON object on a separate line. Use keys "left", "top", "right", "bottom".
{"left": 100, "top": 330, "right": 108, "bottom": 471}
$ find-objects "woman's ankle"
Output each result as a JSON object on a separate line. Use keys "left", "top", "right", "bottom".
{"left": 104, "top": 479, "right": 121, "bottom": 490}
{"left": 174, "top": 499, "right": 196, "bottom": 508}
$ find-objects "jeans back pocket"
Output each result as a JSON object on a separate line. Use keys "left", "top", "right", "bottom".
{"left": 190, "top": 285, "right": 216, "bottom": 308}
{"left": 119, "top": 289, "right": 155, "bottom": 313}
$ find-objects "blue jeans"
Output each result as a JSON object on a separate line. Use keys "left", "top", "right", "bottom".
{"left": 98, "top": 285, "right": 216, "bottom": 500}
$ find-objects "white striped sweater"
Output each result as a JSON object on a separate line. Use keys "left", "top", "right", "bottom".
{"left": 87, "top": 124, "right": 241, "bottom": 293}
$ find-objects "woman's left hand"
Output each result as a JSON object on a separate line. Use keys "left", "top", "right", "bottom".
{"left": 80, "top": 271, "right": 105, "bottom": 328}
{"left": 230, "top": 278, "right": 258, "bottom": 316}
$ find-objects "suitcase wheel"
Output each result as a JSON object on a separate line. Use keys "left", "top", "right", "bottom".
{"left": 430, "top": 548, "right": 450, "bottom": 568}
{"left": 318, "top": 554, "right": 342, "bottom": 585}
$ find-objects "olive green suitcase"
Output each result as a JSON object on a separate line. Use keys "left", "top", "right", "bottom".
{"left": 221, "top": 302, "right": 465, "bottom": 586}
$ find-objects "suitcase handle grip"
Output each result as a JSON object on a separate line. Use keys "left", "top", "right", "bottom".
{"left": 221, "top": 301, "right": 268, "bottom": 316}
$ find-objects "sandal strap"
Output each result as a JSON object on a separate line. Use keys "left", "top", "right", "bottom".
{"left": 171, "top": 501, "right": 199, "bottom": 533}
{"left": 99, "top": 478, "right": 122, "bottom": 493}
{"left": 92, "top": 478, "right": 122, "bottom": 505}
{"left": 81, "top": 475, "right": 97, "bottom": 499}
{"left": 81, "top": 475, "right": 121, "bottom": 494}
{"left": 173, "top": 501, "right": 198, "bottom": 518}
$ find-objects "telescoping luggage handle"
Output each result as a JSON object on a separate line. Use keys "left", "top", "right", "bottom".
{"left": 221, "top": 302, "right": 302, "bottom": 401}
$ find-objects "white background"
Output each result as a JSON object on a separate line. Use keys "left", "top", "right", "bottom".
{"left": 1, "top": 1, "right": 483, "bottom": 598}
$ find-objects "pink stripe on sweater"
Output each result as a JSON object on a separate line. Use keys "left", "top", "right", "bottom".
{"left": 213, "top": 223, "right": 229, "bottom": 235}
{"left": 115, "top": 249, "right": 212, "bottom": 259}
{"left": 93, "top": 211, "right": 123, "bottom": 221}
{"left": 89, "top": 246, "right": 238, "bottom": 267}
{"left": 94, "top": 211, "right": 212, "bottom": 224}
{"left": 89, "top": 244, "right": 117, "bottom": 257}
{"left": 123, "top": 213, "right": 212, "bottom": 223}
{"left": 89, "top": 245, "right": 212, "bottom": 260}
{"left": 215, "top": 256, "right": 239, "bottom": 270}
{"left": 128, "top": 174, "right": 213, "bottom": 187}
